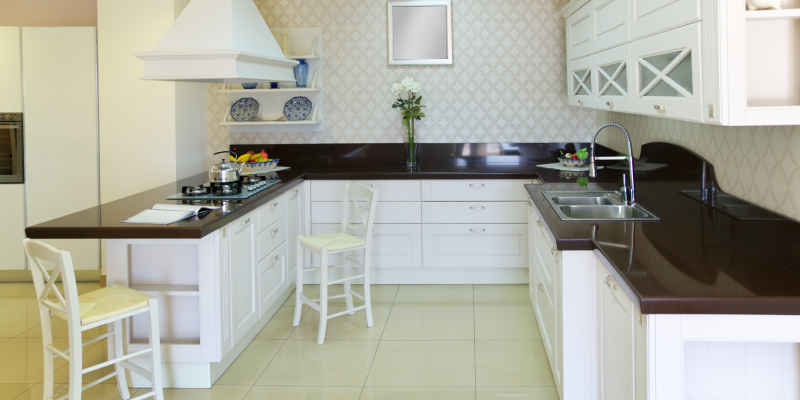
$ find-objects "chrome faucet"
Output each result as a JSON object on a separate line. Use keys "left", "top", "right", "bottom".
{"left": 588, "top": 122, "right": 636, "bottom": 205}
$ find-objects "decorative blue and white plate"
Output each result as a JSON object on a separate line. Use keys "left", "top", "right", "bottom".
{"left": 283, "top": 96, "right": 312, "bottom": 121}
{"left": 230, "top": 98, "right": 259, "bottom": 122}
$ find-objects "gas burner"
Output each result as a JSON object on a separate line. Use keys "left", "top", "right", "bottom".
{"left": 239, "top": 175, "right": 270, "bottom": 191}
{"left": 210, "top": 181, "right": 241, "bottom": 196}
{"left": 181, "top": 185, "right": 209, "bottom": 196}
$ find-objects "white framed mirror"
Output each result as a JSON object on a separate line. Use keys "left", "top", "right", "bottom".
{"left": 387, "top": 0, "right": 453, "bottom": 65}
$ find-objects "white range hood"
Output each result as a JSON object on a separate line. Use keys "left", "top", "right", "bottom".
{"left": 134, "top": 0, "right": 298, "bottom": 83}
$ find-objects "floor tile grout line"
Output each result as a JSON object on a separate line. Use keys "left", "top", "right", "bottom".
{"left": 238, "top": 337, "right": 288, "bottom": 387}
{"left": 357, "top": 285, "right": 400, "bottom": 399}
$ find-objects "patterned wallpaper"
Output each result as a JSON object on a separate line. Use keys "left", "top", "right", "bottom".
{"left": 596, "top": 111, "right": 800, "bottom": 221}
{"left": 207, "top": 0, "right": 595, "bottom": 156}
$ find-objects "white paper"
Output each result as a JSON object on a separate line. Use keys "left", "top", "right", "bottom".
{"left": 121, "top": 204, "right": 221, "bottom": 225}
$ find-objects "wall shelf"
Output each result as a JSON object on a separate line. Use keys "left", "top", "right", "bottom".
{"left": 222, "top": 27, "right": 324, "bottom": 133}
{"left": 746, "top": 9, "right": 800, "bottom": 20}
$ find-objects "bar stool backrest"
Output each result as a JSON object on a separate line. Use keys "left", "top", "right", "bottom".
{"left": 341, "top": 184, "right": 379, "bottom": 246}
{"left": 23, "top": 239, "right": 81, "bottom": 332}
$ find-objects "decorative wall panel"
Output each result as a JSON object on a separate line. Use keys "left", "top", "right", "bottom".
{"left": 596, "top": 111, "right": 800, "bottom": 221}
{"left": 207, "top": 0, "right": 596, "bottom": 156}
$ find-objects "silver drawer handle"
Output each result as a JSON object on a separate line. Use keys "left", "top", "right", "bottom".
{"left": 272, "top": 255, "right": 281, "bottom": 262}
{"left": 606, "top": 101, "right": 613, "bottom": 107}
{"left": 293, "top": 189, "right": 299, "bottom": 195}
{"left": 654, "top": 105, "right": 666, "bottom": 111}
{"left": 242, "top": 218, "right": 250, "bottom": 225}
{"left": 470, "top": 183, "right": 484, "bottom": 188}
{"left": 470, "top": 228, "right": 485, "bottom": 232}
{"left": 538, "top": 283, "right": 544, "bottom": 292}
{"left": 271, "top": 228, "right": 279, "bottom": 235}
{"left": 271, "top": 202, "right": 278, "bottom": 209}
{"left": 469, "top": 206, "right": 485, "bottom": 210}
{"left": 551, "top": 246, "right": 556, "bottom": 255}
{"left": 605, "top": 276, "right": 616, "bottom": 290}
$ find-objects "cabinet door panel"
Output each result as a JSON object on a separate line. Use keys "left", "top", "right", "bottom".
{"left": 286, "top": 185, "right": 303, "bottom": 285}
{"left": 535, "top": 265, "right": 556, "bottom": 364}
{"left": 421, "top": 179, "right": 531, "bottom": 201}
{"left": 598, "top": 262, "right": 635, "bottom": 400}
{"left": 566, "top": 4, "right": 594, "bottom": 60}
{"left": 422, "top": 201, "right": 527, "bottom": 224}
{"left": 630, "top": 0, "right": 700, "bottom": 40}
{"left": 593, "top": 0, "right": 630, "bottom": 52}
{"left": 257, "top": 217, "right": 287, "bottom": 262}
{"left": 631, "top": 23, "right": 702, "bottom": 122}
{"left": 257, "top": 193, "right": 287, "bottom": 232}
{"left": 312, "top": 201, "right": 421, "bottom": 224}
{"left": 311, "top": 180, "right": 421, "bottom": 202}
{"left": 0, "top": 27, "right": 22, "bottom": 112}
{"left": 568, "top": 55, "right": 595, "bottom": 108}
{"left": 231, "top": 212, "right": 258, "bottom": 345}
{"left": 259, "top": 243, "right": 287, "bottom": 317}
{"left": 595, "top": 45, "right": 633, "bottom": 112}
{"left": 311, "top": 224, "right": 422, "bottom": 268}
{"left": 422, "top": 224, "right": 528, "bottom": 268}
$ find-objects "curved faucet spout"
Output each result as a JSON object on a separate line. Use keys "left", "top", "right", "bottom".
{"left": 588, "top": 122, "right": 636, "bottom": 205}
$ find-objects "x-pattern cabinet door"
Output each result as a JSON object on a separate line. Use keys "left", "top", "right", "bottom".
{"left": 594, "top": 45, "right": 632, "bottom": 113}
{"left": 631, "top": 23, "right": 702, "bottom": 122}
{"left": 568, "top": 55, "right": 595, "bottom": 108}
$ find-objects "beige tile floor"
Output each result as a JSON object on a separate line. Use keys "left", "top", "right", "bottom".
{"left": 0, "top": 283, "right": 558, "bottom": 400}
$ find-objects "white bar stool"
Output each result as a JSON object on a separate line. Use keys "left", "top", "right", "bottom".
{"left": 293, "top": 184, "right": 379, "bottom": 345}
{"left": 23, "top": 239, "right": 164, "bottom": 400}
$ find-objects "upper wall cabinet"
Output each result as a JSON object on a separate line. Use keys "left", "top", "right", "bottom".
{"left": 630, "top": 0, "right": 700, "bottom": 39}
{"left": 561, "top": 0, "right": 800, "bottom": 126}
{"left": 0, "top": 27, "right": 22, "bottom": 113}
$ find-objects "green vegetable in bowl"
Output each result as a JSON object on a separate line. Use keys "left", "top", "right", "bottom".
{"left": 576, "top": 148, "right": 588, "bottom": 160}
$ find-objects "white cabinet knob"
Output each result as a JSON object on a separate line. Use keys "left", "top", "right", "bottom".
{"left": 271, "top": 202, "right": 278, "bottom": 209}
{"left": 551, "top": 246, "right": 556, "bottom": 255}
{"left": 654, "top": 105, "right": 666, "bottom": 111}
{"left": 537, "top": 221, "right": 543, "bottom": 227}
{"left": 242, "top": 218, "right": 250, "bottom": 225}
{"left": 606, "top": 101, "right": 613, "bottom": 107}
{"left": 271, "top": 228, "right": 279, "bottom": 235}
{"left": 293, "top": 189, "right": 299, "bottom": 195}
{"left": 272, "top": 255, "right": 281, "bottom": 262}
{"left": 605, "top": 276, "right": 616, "bottom": 290}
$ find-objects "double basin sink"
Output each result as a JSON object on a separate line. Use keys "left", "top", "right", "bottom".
{"left": 543, "top": 191, "right": 660, "bottom": 221}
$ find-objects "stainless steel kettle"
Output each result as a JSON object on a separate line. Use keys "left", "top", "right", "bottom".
{"left": 210, "top": 151, "right": 245, "bottom": 183}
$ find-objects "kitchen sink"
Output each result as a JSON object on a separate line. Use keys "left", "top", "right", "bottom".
{"left": 542, "top": 191, "right": 660, "bottom": 221}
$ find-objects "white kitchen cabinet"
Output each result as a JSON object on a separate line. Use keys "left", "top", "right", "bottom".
{"left": 311, "top": 180, "right": 421, "bottom": 202}
{"left": 230, "top": 211, "right": 258, "bottom": 346}
{"left": 594, "top": 44, "right": 633, "bottom": 113}
{"left": 22, "top": 27, "right": 100, "bottom": 270}
{"left": 629, "top": 0, "right": 700, "bottom": 40}
{"left": 286, "top": 184, "right": 304, "bottom": 284}
{"left": 421, "top": 224, "right": 528, "bottom": 269}
{"left": 631, "top": 22, "right": 702, "bottom": 121}
{"left": 0, "top": 27, "right": 22, "bottom": 113}
{"left": 311, "top": 223, "right": 422, "bottom": 269}
{"left": 259, "top": 243, "right": 287, "bottom": 318}
{"left": 528, "top": 201, "right": 537, "bottom": 307}
{"left": 0, "top": 185, "right": 26, "bottom": 270}
{"left": 535, "top": 262, "right": 558, "bottom": 371}
{"left": 312, "top": 201, "right": 421, "bottom": 224}
{"left": 568, "top": 55, "right": 595, "bottom": 108}
{"left": 597, "top": 260, "right": 635, "bottom": 400}
{"left": 593, "top": 0, "right": 630, "bottom": 52}
{"left": 565, "top": 3, "right": 595, "bottom": 61}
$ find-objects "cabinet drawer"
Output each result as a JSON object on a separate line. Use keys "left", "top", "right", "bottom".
{"left": 259, "top": 242, "right": 287, "bottom": 317}
{"left": 311, "top": 180, "right": 421, "bottom": 202}
{"left": 421, "top": 180, "right": 531, "bottom": 201}
{"left": 257, "top": 217, "right": 287, "bottom": 262}
{"left": 421, "top": 224, "right": 528, "bottom": 268}
{"left": 257, "top": 193, "right": 286, "bottom": 233}
{"left": 534, "top": 265, "right": 556, "bottom": 360}
{"left": 311, "top": 201, "right": 421, "bottom": 224}
{"left": 422, "top": 201, "right": 527, "bottom": 224}
{"left": 311, "top": 224, "right": 422, "bottom": 268}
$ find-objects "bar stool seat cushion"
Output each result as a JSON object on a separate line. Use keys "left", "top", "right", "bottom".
{"left": 55, "top": 286, "right": 151, "bottom": 325}
{"left": 299, "top": 233, "right": 366, "bottom": 251}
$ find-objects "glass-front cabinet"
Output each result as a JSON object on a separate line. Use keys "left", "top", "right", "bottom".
{"left": 630, "top": 23, "right": 702, "bottom": 121}
{"left": 567, "top": 55, "right": 595, "bottom": 108}
{"left": 594, "top": 44, "right": 632, "bottom": 113}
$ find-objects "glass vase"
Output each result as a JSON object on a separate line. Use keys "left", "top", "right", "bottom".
{"left": 403, "top": 118, "right": 419, "bottom": 168}
{"left": 294, "top": 59, "right": 308, "bottom": 88}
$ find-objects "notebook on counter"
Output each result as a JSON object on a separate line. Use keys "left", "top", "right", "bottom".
{"left": 121, "top": 204, "right": 221, "bottom": 225}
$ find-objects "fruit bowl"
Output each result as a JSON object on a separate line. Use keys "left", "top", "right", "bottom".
{"left": 558, "top": 157, "right": 587, "bottom": 168}
{"left": 237, "top": 159, "right": 280, "bottom": 174}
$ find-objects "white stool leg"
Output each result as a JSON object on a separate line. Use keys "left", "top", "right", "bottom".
{"left": 317, "top": 247, "right": 329, "bottom": 345}
{"left": 293, "top": 240, "right": 304, "bottom": 327}
{"left": 363, "top": 247, "right": 374, "bottom": 328}
{"left": 41, "top": 317, "right": 54, "bottom": 400}
{"left": 113, "top": 320, "right": 131, "bottom": 399}
{"left": 343, "top": 250, "right": 354, "bottom": 315}
{"left": 147, "top": 299, "right": 164, "bottom": 400}
{"left": 68, "top": 322, "right": 83, "bottom": 400}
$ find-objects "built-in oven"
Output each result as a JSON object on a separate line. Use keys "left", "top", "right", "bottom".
{"left": 0, "top": 113, "right": 23, "bottom": 183}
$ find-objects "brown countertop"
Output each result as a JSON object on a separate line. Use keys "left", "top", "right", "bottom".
{"left": 527, "top": 143, "right": 800, "bottom": 315}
